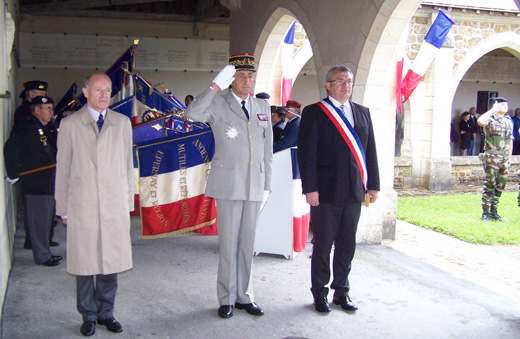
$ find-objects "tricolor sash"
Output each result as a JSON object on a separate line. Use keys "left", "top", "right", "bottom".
{"left": 318, "top": 98, "right": 370, "bottom": 206}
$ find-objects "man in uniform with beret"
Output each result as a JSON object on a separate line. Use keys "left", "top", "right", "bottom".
{"left": 273, "top": 99, "right": 301, "bottom": 153}
{"left": 477, "top": 96, "right": 513, "bottom": 221}
{"left": 4, "top": 96, "right": 62, "bottom": 267}
{"left": 186, "top": 54, "right": 273, "bottom": 319}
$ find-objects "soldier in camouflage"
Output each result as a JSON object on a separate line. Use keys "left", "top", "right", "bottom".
{"left": 477, "top": 97, "right": 513, "bottom": 221}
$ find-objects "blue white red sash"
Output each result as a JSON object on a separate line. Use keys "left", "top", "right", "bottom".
{"left": 318, "top": 98, "right": 368, "bottom": 192}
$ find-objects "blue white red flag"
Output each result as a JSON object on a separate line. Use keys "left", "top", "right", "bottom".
{"left": 281, "top": 21, "right": 296, "bottom": 105}
{"left": 400, "top": 11, "right": 454, "bottom": 102}
{"left": 106, "top": 44, "right": 136, "bottom": 101}
{"left": 53, "top": 44, "right": 137, "bottom": 116}
{"left": 54, "top": 82, "right": 77, "bottom": 115}
{"left": 290, "top": 149, "right": 310, "bottom": 252}
{"left": 132, "top": 74, "right": 185, "bottom": 124}
{"left": 135, "top": 129, "right": 217, "bottom": 238}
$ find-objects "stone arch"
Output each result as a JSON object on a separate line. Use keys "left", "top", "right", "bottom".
{"left": 253, "top": 6, "right": 315, "bottom": 105}
{"left": 449, "top": 31, "right": 520, "bottom": 104}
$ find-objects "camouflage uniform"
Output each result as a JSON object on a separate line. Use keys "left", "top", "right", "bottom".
{"left": 481, "top": 113, "right": 513, "bottom": 213}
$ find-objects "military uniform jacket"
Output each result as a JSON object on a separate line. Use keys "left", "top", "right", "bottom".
{"left": 483, "top": 113, "right": 513, "bottom": 156}
{"left": 11, "top": 100, "right": 32, "bottom": 136}
{"left": 186, "top": 87, "right": 273, "bottom": 201}
{"left": 297, "top": 100, "right": 380, "bottom": 204}
{"left": 4, "top": 114, "right": 57, "bottom": 195}
{"left": 273, "top": 116, "right": 300, "bottom": 153}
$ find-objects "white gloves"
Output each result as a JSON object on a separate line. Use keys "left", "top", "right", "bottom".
{"left": 213, "top": 65, "right": 236, "bottom": 90}
{"left": 6, "top": 177, "right": 19, "bottom": 184}
{"left": 260, "top": 190, "right": 270, "bottom": 212}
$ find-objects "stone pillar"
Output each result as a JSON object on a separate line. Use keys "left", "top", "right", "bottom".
{"left": 408, "top": 46, "right": 453, "bottom": 191}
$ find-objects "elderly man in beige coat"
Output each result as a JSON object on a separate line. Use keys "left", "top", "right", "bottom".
{"left": 186, "top": 54, "right": 273, "bottom": 319}
{"left": 55, "top": 72, "right": 134, "bottom": 337}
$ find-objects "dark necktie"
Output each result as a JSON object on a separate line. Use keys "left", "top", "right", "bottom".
{"left": 97, "top": 114, "right": 104, "bottom": 132}
{"left": 241, "top": 100, "right": 250, "bottom": 120}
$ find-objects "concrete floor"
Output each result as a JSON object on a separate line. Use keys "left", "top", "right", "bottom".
{"left": 1, "top": 217, "right": 520, "bottom": 339}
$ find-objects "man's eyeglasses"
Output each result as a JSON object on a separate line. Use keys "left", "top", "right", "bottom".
{"left": 328, "top": 79, "right": 353, "bottom": 86}
{"left": 39, "top": 106, "right": 54, "bottom": 112}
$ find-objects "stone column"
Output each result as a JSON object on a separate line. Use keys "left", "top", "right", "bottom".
{"left": 409, "top": 47, "right": 454, "bottom": 191}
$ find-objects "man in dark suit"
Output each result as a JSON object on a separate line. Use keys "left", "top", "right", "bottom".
{"left": 298, "top": 66, "right": 379, "bottom": 313}
{"left": 467, "top": 106, "right": 478, "bottom": 156}
{"left": 271, "top": 106, "right": 285, "bottom": 143}
{"left": 4, "top": 96, "right": 62, "bottom": 267}
{"left": 273, "top": 100, "right": 301, "bottom": 153}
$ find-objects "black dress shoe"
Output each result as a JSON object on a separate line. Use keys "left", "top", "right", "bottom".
{"left": 314, "top": 297, "right": 331, "bottom": 313}
{"left": 97, "top": 317, "right": 123, "bottom": 333}
{"left": 332, "top": 296, "right": 358, "bottom": 311}
{"left": 80, "top": 321, "right": 96, "bottom": 336}
{"left": 42, "top": 257, "right": 61, "bottom": 267}
{"left": 52, "top": 255, "right": 63, "bottom": 261}
{"left": 235, "top": 302, "right": 264, "bottom": 316}
{"left": 50, "top": 241, "right": 60, "bottom": 247}
{"left": 218, "top": 305, "right": 233, "bottom": 319}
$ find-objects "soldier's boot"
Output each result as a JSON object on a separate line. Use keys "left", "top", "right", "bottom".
{"left": 490, "top": 207, "right": 503, "bottom": 222}
{"left": 481, "top": 208, "right": 491, "bottom": 221}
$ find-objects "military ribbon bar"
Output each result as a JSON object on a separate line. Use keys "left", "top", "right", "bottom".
{"left": 318, "top": 98, "right": 368, "bottom": 193}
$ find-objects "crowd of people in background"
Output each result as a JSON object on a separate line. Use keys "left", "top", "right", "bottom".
{"left": 456, "top": 105, "right": 520, "bottom": 157}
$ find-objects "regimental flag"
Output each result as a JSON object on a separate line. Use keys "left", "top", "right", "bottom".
{"left": 281, "top": 20, "right": 296, "bottom": 106}
{"left": 132, "top": 74, "right": 185, "bottom": 125}
{"left": 53, "top": 43, "right": 137, "bottom": 117}
{"left": 106, "top": 44, "right": 136, "bottom": 103}
{"left": 54, "top": 82, "right": 77, "bottom": 116}
{"left": 136, "top": 129, "right": 217, "bottom": 238}
{"left": 400, "top": 11, "right": 454, "bottom": 102}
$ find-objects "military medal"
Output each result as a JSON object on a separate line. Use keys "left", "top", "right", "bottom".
{"left": 257, "top": 113, "right": 268, "bottom": 121}
{"left": 225, "top": 125, "right": 239, "bottom": 140}
{"left": 38, "top": 128, "right": 48, "bottom": 146}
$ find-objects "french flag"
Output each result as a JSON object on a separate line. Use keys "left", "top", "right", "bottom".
{"left": 281, "top": 21, "right": 296, "bottom": 105}
{"left": 290, "top": 150, "right": 310, "bottom": 252}
{"left": 400, "top": 11, "right": 454, "bottom": 102}
{"left": 135, "top": 129, "right": 217, "bottom": 238}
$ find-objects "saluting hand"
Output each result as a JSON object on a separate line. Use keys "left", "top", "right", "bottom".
{"left": 212, "top": 65, "right": 236, "bottom": 91}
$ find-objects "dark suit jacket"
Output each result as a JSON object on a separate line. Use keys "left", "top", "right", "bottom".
{"left": 273, "top": 116, "right": 300, "bottom": 153}
{"left": 468, "top": 115, "right": 478, "bottom": 137}
{"left": 297, "top": 100, "right": 379, "bottom": 204}
{"left": 272, "top": 120, "right": 285, "bottom": 143}
{"left": 4, "top": 114, "right": 57, "bottom": 195}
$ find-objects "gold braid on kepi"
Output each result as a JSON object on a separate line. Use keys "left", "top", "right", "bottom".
{"left": 229, "top": 53, "right": 256, "bottom": 72}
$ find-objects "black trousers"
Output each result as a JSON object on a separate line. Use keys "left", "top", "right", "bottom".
{"left": 513, "top": 140, "right": 520, "bottom": 156}
{"left": 76, "top": 274, "right": 118, "bottom": 322}
{"left": 310, "top": 198, "right": 361, "bottom": 299}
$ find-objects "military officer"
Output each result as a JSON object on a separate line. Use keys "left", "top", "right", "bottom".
{"left": 12, "top": 80, "right": 48, "bottom": 136}
{"left": 4, "top": 96, "right": 61, "bottom": 266}
{"left": 477, "top": 97, "right": 513, "bottom": 221}
{"left": 186, "top": 54, "right": 273, "bottom": 319}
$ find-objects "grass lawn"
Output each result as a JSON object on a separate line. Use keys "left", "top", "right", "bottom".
{"left": 397, "top": 192, "right": 520, "bottom": 245}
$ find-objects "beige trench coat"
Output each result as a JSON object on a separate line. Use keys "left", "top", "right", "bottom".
{"left": 55, "top": 107, "right": 134, "bottom": 276}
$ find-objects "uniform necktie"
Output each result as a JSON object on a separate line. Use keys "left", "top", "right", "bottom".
{"left": 241, "top": 100, "right": 250, "bottom": 120}
{"left": 339, "top": 105, "right": 345, "bottom": 115}
{"left": 97, "top": 114, "right": 104, "bottom": 132}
